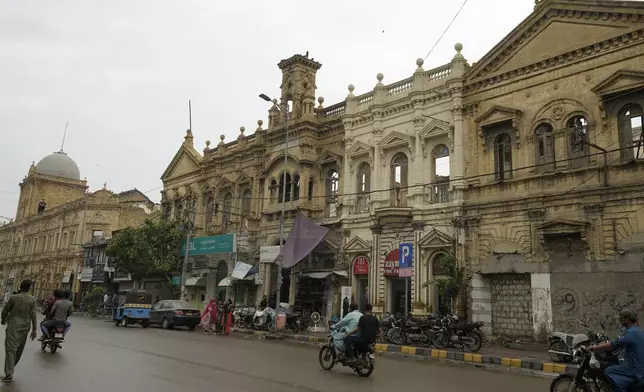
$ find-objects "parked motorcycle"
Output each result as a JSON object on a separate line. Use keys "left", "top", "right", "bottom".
{"left": 252, "top": 307, "right": 277, "bottom": 333}
{"left": 432, "top": 315, "right": 484, "bottom": 352}
{"left": 387, "top": 314, "right": 434, "bottom": 347}
{"left": 284, "top": 312, "right": 301, "bottom": 333}
{"left": 233, "top": 306, "right": 256, "bottom": 329}
{"left": 41, "top": 322, "right": 66, "bottom": 354}
{"left": 378, "top": 313, "right": 396, "bottom": 343}
{"left": 549, "top": 346, "right": 626, "bottom": 392}
{"left": 318, "top": 327, "right": 375, "bottom": 378}
{"left": 548, "top": 321, "right": 608, "bottom": 363}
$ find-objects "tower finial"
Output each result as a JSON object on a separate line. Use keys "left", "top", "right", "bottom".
{"left": 60, "top": 121, "right": 68, "bottom": 152}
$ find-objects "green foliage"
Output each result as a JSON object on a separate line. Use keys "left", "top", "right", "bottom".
{"left": 106, "top": 219, "right": 185, "bottom": 283}
{"left": 85, "top": 286, "right": 105, "bottom": 316}
{"left": 423, "top": 253, "right": 464, "bottom": 315}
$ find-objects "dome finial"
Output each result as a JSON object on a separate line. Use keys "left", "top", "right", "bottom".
{"left": 59, "top": 121, "right": 69, "bottom": 153}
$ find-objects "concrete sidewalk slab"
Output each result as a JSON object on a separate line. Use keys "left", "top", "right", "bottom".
{"left": 229, "top": 328, "right": 576, "bottom": 378}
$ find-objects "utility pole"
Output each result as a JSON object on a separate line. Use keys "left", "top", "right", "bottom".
{"left": 180, "top": 195, "right": 195, "bottom": 301}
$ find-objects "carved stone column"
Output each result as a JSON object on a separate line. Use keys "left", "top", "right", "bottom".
{"left": 371, "top": 128, "right": 383, "bottom": 204}
{"left": 583, "top": 203, "right": 605, "bottom": 261}
{"left": 370, "top": 224, "right": 383, "bottom": 313}
{"left": 412, "top": 221, "right": 426, "bottom": 314}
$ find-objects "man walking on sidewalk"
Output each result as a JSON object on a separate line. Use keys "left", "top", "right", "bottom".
{"left": 0, "top": 280, "right": 38, "bottom": 383}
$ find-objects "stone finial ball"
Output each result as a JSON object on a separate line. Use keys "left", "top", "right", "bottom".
{"left": 205, "top": 140, "right": 211, "bottom": 146}
{"left": 240, "top": 127, "right": 245, "bottom": 133}
{"left": 257, "top": 119, "right": 263, "bottom": 126}
{"left": 416, "top": 58, "right": 424, "bottom": 67}
{"left": 220, "top": 134, "right": 225, "bottom": 141}
{"left": 348, "top": 84, "right": 355, "bottom": 92}
{"left": 318, "top": 96, "right": 325, "bottom": 104}
{"left": 377, "top": 73, "right": 384, "bottom": 82}
{"left": 272, "top": 98, "right": 278, "bottom": 104}
{"left": 455, "top": 43, "right": 463, "bottom": 52}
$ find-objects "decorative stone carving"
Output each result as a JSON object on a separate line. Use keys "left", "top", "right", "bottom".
{"left": 475, "top": 105, "right": 523, "bottom": 152}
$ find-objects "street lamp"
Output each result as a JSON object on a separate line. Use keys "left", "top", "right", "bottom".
{"left": 259, "top": 93, "right": 290, "bottom": 311}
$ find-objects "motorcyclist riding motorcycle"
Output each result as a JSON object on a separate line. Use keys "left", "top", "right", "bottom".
{"left": 40, "top": 290, "right": 72, "bottom": 340}
{"left": 343, "top": 303, "right": 380, "bottom": 364}
{"left": 589, "top": 309, "right": 644, "bottom": 392}
{"left": 332, "top": 303, "right": 362, "bottom": 360}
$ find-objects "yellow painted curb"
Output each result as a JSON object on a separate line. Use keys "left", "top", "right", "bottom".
{"left": 439, "top": 350, "right": 448, "bottom": 359}
{"left": 464, "top": 353, "right": 473, "bottom": 362}
{"left": 431, "top": 349, "right": 439, "bottom": 358}
{"left": 511, "top": 358, "right": 522, "bottom": 367}
{"left": 543, "top": 363, "right": 555, "bottom": 373}
{"left": 501, "top": 358, "right": 512, "bottom": 366}
{"left": 402, "top": 346, "right": 416, "bottom": 355}
{"left": 375, "top": 343, "right": 387, "bottom": 352}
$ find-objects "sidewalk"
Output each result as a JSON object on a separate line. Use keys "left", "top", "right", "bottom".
{"left": 231, "top": 328, "right": 576, "bottom": 377}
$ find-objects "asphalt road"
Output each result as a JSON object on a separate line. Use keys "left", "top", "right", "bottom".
{"left": 0, "top": 316, "right": 551, "bottom": 392}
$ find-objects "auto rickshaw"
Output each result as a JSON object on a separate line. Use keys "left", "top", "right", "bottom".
{"left": 113, "top": 290, "right": 153, "bottom": 328}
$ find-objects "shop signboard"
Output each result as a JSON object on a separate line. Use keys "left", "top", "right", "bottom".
{"left": 352, "top": 256, "right": 369, "bottom": 275}
{"left": 260, "top": 246, "right": 280, "bottom": 263}
{"left": 181, "top": 233, "right": 237, "bottom": 256}
{"left": 383, "top": 250, "right": 399, "bottom": 277}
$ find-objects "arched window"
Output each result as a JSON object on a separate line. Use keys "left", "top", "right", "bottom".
{"left": 292, "top": 174, "right": 300, "bottom": 201}
{"left": 567, "top": 115, "right": 589, "bottom": 168}
{"left": 390, "top": 153, "right": 408, "bottom": 207}
{"left": 241, "top": 189, "right": 252, "bottom": 216}
{"left": 432, "top": 145, "right": 450, "bottom": 203}
{"left": 618, "top": 104, "right": 644, "bottom": 161}
{"left": 308, "top": 177, "right": 314, "bottom": 201}
{"left": 204, "top": 195, "right": 214, "bottom": 228}
{"left": 278, "top": 172, "right": 292, "bottom": 202}
{"left": 356, "top": 162, "right": 371, "bottom": 213}
{"left": 325, "top": 169, "right": 340, "bottom": 217}
{"left": 494, "top": 133, "right": 512, "bottom": 180}
{"left": 535, "top": 123, "right": 555, "bottom": 172}
{"left": 222, "top": 192, "right": 232, "bottom": 231}
{"left": 37, "top": 200, "right": 47, "bottom": 214}
{"left": 269, "top": 179, "right": 278, "bottom": 203}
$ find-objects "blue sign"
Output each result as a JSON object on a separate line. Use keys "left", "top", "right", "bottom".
{"left": 399, "top": 243, "right": 413, "bottom": 269}
{"left": 180, "top": 233, "right": 237, "bottom": 256}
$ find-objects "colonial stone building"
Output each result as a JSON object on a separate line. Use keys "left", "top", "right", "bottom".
{"left": 340, "top": 51, "right": 468, "bottom": 316}
{"left": 0, "top": 150, "right": 159, "bottom": 301}
{"left": 462, "top": 0, "right": 644, "bottom": 339}
{"left": 161, "top": 54, "right": 346, "bottom": 316}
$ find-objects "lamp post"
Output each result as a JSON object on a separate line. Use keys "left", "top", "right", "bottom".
{"left": 259, "top": 93, "right": 290, "bottom": 310}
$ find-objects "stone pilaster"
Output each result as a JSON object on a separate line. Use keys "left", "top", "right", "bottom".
{"left": 412, "top": 221, "right": 425, "bottom": 314}
{"left": 370, "top": 224, "right": 383, "bottom": 312}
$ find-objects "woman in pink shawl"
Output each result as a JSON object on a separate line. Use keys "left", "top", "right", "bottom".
{"left": 201, "top": 299, "right": 217, "bottom": 335}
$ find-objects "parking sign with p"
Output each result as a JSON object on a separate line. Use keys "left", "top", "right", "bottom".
{"left": 399, "top": 243, "right": 413, "bottom": 269}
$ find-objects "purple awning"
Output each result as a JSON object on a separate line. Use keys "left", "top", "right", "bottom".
{"left": 280, "top": 212, "right": 329, "bottom": 269}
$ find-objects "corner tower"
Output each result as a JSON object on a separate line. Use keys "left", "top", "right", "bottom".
{"left": 277, "top": 53, "right": 322, "bottom": 121}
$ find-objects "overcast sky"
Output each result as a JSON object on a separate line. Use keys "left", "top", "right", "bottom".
{"left": 0, "top": 0, "right": 535, "bottom": 220}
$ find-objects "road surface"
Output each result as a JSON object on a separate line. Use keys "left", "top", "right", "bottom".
{"left": 0, "top": 316, "right": 551, "bottom": 391}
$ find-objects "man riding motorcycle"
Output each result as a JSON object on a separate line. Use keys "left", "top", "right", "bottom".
{"left": 343, "top": 303, "right": 380, "bottom": 364}
{"left": 40, "top": 290, "right": 72, "bottom": 340}
{"left": 589, "top": 309, "right": 644, "bottom": 392}
{"left": 331, "top": 303, "right": 362, "bottom": 361}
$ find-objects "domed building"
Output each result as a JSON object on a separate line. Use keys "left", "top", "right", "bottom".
{"left": 0, "top": 148, "right": 159, "bottom": 301}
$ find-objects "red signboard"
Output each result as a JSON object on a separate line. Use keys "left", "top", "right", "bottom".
{"left": 352, "top": 256, "right": 369, "bottom": 275}
{"left": 383, "top": 249, "right": 400, "bottom": 277}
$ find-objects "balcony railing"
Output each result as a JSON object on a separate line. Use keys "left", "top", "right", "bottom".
{"left": 430, "top": 183, "right": 450, "bottom": 203}
{"left": 355, "top": 194, "right": 370, "bottom": 213}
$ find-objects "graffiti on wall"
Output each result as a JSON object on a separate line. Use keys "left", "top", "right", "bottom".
{"left": 552, "top": 288, "right": 643, "bottom": 333}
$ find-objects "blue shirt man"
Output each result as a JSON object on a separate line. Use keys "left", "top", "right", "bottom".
{"left": 333, "top": 303, "right": 362, "bottom": 361}
{"left": 591, "top": 309, "right": 644, "bottom": 392}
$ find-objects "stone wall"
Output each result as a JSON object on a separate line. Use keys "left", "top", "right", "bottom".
{"left": 490, "top": 273, "right": 534, "bottom": 338}
{"left": 550, "top": 272, "right": 644, "bottom": 337}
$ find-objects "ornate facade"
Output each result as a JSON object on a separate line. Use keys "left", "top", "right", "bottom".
{"left": 0, "top": 151, "right": 159, "bottom": 301}
{"left": 462, "top": 0, "right": 644, "bottom": 339}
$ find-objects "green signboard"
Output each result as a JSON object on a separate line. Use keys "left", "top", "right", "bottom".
{"left": 171, "top": 276, "right": 181, "bottom": 286}
{"left": 180, "top": 233, "right": 236, "bottom": 256}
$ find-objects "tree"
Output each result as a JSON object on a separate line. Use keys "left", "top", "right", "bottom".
{"left": 423, "top": 252, "right": 466, "bottom": 317}
{"left": 106, "top": 219, "right": 185, "bottom": 288}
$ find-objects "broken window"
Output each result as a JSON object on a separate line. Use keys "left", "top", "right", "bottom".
{"left": 618, "top": 104, "right": 644, "bottom": 161}
{"left": 390, "top": 153, "right": 408, "bottom": 207}
{"left": 241, "top": 189, "right": 252, "bottom": 216}
{"left": 292, "top": 174, "right": 300, "bottom": 201}
{"left": 567, "top": 115, "right": 589, "bottom": 168}
{"left": 535, "top": 123, "right": 555, "bottom": 172}
{"left": 494, "top": 133, "right": 512, "bottom": 181}
{"left": 432, "top": 145, "right": 450, "bottom": 203}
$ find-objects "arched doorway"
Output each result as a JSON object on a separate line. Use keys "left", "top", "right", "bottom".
{"left": 430, "top": 252, "right": 450, "bottom": 315}
{"left": 215, "top": 261, "right": 228, "bottom": 302}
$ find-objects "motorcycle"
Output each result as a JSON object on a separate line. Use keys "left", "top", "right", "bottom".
{"left": 548, "top": 321, "right": 608, "bottom": 363}
{"left": 318, "top": 327, "right": 375, "bottom": 378}
{"left": 550, "top": 346, "right": 630, "bottom": 392}
{"left": 432, "top": 315, "right": 484, "bottom": 352}
{"left": 284, "top": 312, "right": 301, "bottom": 333}
{"left": 252, "top": 307, "right": 277, "bottom": 333}
{"left": 387, "top": 314, "right": 433, "bottom": 347}
{"left": 233, "top": 306, "right": 256, "bottom": 329}
{"left": 41, "top": 322, "right": 66, "bottom": 354}
{"left": 378, "top": 313, "right": 396, "bottom": 343}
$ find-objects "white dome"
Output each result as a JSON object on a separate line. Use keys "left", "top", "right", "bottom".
{"left": 35, "top": 151, "right": 81, "bottom": 180}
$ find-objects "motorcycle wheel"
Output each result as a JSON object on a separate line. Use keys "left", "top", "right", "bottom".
{"left": 548, "top": 340, "right": 572, "bottom": 363}
{"left": 267, "top": 321, "right": 277, "bottom": 333}
{"left": 420, "top": 330, "right": 433, "bottom": 348}
{"left": 388, "top": 327, "right": 405, "bottom": 345}
{"left": 50, "top": 343, "right": 58, "bottom": 354}
{"left": 550, "top": 374, "right": 590, "bottom": 392}
{"left": 319, "top": 346, "right": 335, "bottom": 370}
{"left": 465, "top": 331, "right": 483, "bottom": 353}
{"left": 41, "top": 341, "right": 47, "bottom": 351}
{"left": 290, "top": 323, "right": 300, "bottom": 333}
{"left": 432, "top": 330, "right": 449, "bottom": 349}
{"left": 236, "top": 319, "right": 246, "bottom": 329}
{"left": 355, "top": 356, "right": 374, "bottom": 378}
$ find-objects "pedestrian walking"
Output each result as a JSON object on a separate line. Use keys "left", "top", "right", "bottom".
{"left": 201, "top": 299, "right": 217, "bottom": 335}
{"left": 222, "top": 299, "right": 233, "bottom": 336}
{"left": 0, "top": 280, "right": 37, "bottom": 383}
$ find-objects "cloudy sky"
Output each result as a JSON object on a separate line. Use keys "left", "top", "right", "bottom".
{"left": 0, "top": 0, "right": 535, "bottom": 220}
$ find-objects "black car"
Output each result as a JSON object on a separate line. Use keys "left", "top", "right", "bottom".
{"left": 149, "top": 300, "right": 201, "bottom": 331}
